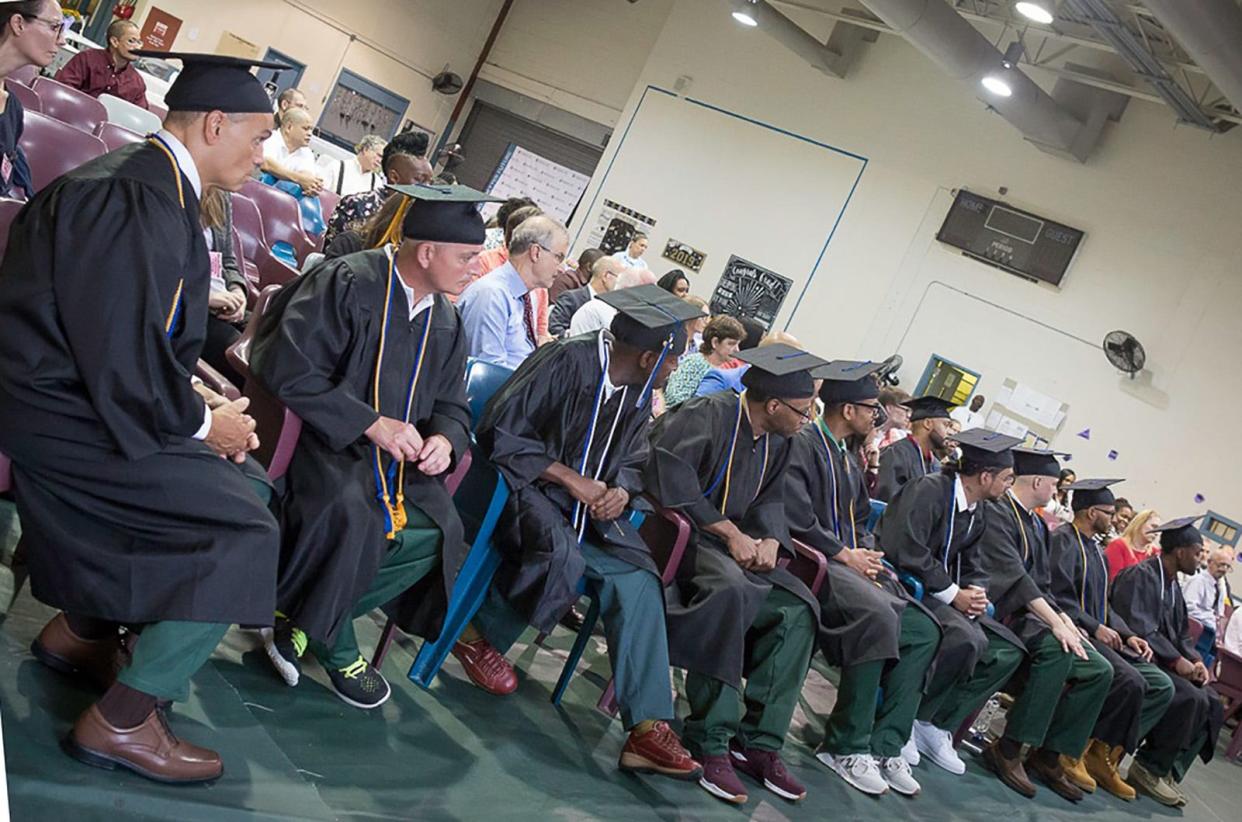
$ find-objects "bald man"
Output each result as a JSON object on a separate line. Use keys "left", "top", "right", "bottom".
{"left": 1181, "top": 545, "right": 1234, "bottom": 669}
{"left": 261, "top": 107, "right": 324, "bottom": 194}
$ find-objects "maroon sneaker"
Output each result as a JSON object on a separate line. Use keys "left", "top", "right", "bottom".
{"left": 618, "top": 721, "right": 701, "bottom": 779}
{"left": 698, "top": 754, "right": 748, "bottom": 804}
{"left": 730, "top": 742, "right": 807, "bottom": 801}
{"left": 450, "top": 638, "right": 517, "bottom": 695}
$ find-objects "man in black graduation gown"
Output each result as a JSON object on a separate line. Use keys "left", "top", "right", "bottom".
{"left": 873, "top": 396, "right": 953, "bottom": 502}
{"left": 785, "top": 361, "right": 941, "bottom": 798}
{"left": 645, "top": 344, "right": 824, "bottom": 805}
{"left": 1047, "top": 479, "right": 1176, "bottom": 802}
{"left": 0, "top": 53, "right": 284, "bottom": 782}
{"left": 876, "top": 429, "right": 1026, "bottom": 777}
{"left": 1109, "top": 516, "right": 1224, "bottom": 808}
{"left": 469, "top": 285, "right": 703, "bottom": 779}
{"left": 250, "top": 183, "right": 484, "bottom": 708}
{"left": 975, "top": 450, "right": 1114, "bottom": 802}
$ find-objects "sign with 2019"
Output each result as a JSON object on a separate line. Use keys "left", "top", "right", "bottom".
{"left": 661, "top": 239, "right": 705, "bottom": 272}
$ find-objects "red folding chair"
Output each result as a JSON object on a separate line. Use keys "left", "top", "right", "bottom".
{"left": 5, "top": 79, "right": 39, "bottom": 113}
{"left": 93, "top": 121, "right": 144, "bottom": 151}
{"left": 195, "top": 360, "right": 240, "bottom": 401}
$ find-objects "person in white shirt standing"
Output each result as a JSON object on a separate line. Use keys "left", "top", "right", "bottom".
{"left": 615, "top": 232, "right": 650, "bottom": 270}
{"left": 1180, "top": 545, "right": 1233, "bottom": 669}
{"left": 950, "top": 394, "right": 986, "bottom": 430}
{"left": 261, "top": 106, "right": 323, "bottom": 194}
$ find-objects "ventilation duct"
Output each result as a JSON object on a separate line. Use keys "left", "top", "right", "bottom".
{"left": 1140, "top": 0, "right": 1242, "bottom": 121}
{"left": 731, "top": 0, "right": 867, "bottom": 78}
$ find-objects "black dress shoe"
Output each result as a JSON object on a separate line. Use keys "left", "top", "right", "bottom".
{"left": 558, "top": 605, "right": 586, "bottom": 633}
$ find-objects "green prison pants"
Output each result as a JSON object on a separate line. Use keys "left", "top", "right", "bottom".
{"left": 106, "top": 472, "right": 273, "bottom": 702}
{"left": 683, "top": 587, "right": 816, "bottom": 756}
{"left": 922, "top": 624, "right": 1025, "bottom": 731}
{"left": 308, "top": 505, "right": 442, "bottom": 670}
{"left": 474, "top": 541, "right": 675, "bottom": 730}
{"left": 821, "top": 606, "right": 940, "bottom": 758}
{"left": 1002, "top": 633, "right": 1113, "bottom": 756}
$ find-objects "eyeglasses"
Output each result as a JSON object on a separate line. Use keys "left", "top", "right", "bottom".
{"left": 533, "top": 243, "right": 566, "bottom": 264}
{"left": 22, "top": 14, "right": 72, "bottom": 36}
{"left": 776, "top": 399, "right": 815, "bottom": 423}
{"left": 851, "top": 401, "right": 883, "bottom": 417}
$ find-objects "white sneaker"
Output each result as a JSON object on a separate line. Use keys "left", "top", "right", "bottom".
{"left": 901, "top": 734, "right": 920, "bottom": 767}
{"left": 912, "top": 721, "right": 965, "bottom": 775}
{"left": 816, "top": 751, "right": 888, "bottom": 796}
{"left": 880, "top": 756, "right": 922, "bottom": 796}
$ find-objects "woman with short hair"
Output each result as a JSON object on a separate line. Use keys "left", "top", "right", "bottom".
{"left": 662, "top": 315, "right": 745, "bottom": 407}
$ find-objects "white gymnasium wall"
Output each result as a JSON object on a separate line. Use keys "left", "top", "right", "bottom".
{"left": 571, "top": 0, "right": 1242, "bottom": 527}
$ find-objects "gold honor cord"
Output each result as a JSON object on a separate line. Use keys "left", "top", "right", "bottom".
{"left": 1006, "top": 493, "right": 1031, "bottom": 566}
{"left": 147, "top": 137, "right": 186, "bottom": 334}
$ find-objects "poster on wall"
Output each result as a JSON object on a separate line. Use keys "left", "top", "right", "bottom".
{"left": 585, "top": 198, "right": 658, "bottom": 255}
{"left": 708, "top": 256, "right": 793, "bottom": 331}
{"left": 139, "top": 7, "right": 182, "bottom": 52}
{"left": 319, "top": 69, "right": 409, "bottom": 150}
{"left": 661, "top": 238, "right": 705, "bottom": 272}
{"left": 482, "top": 144, "right": 590, "bottom": 225}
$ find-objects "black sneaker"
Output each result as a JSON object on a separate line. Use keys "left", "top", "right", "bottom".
{"left": 262, "top": 618, "right": 306, "bottom": 687}
{"left": 327, "top": 656, "right": 391, "bottom": 709}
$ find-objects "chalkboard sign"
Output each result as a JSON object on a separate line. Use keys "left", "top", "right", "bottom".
{"left": 708, "top": 256, "right": 792, "bottom": 330}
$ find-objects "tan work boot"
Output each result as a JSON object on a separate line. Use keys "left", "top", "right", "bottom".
{"left": 1059, "top": 751, "right": 1096, "bottom": 793}
{"left": 1127, "top": 759, "right": 1181, "bottom": 807}
{"left": 1085, "top": 741, "right": 1135, "bottom": 801}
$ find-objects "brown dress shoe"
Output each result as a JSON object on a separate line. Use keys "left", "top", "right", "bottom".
{"left": 982, "top": 741, "right": 1036, "bottom": 798}
{"left": 64, "top": 704, "right": 223, "bottom": 784}
{"left": 30, "top": 613, "right": 130, "bottom": 690}
{"left": 1028, "top": 749, "right": 1084, "bottom": 802}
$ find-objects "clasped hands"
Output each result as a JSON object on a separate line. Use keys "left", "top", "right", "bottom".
{"left": 365, "top": 415, "right": 453, "bottom": 476}
{"left": 566, "top": 475, "right": 629, "bottom": 523}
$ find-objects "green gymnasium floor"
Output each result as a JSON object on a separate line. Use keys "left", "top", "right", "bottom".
{"left": 0, "top": 588, "right": 1237, "bottom": 822}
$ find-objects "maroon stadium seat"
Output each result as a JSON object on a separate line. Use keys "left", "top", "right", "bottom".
{"left": 10, "top": 64, "right": 38, "bottom": 86}
{"left": 93, "top": 121, "right": 144, "bottom": 151}
{"left": 0, "top": 197, "right": 25, "bottom": 261}
{"left": 31, "top": 77, "right": 107, "bottom": 133}
{"left": 5, "top": 79, "right": 39, "bottom": 113}
{"left": 231, "top": 192, "right": 299, "bottom": 289}
{"left": 19, "top": 111, "right": 106, "bottom": 192}
{"left": 241, "top": 178, "right": 316, "bottom": 265}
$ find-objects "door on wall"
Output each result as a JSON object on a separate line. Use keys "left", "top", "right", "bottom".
{"left": 453, "top": 102, "right": 603, "bottom": 212}
{"left": 255, "top": 48, "right": 306, "bottom": 102}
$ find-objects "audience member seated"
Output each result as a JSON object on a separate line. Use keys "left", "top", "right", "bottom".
{"left": 0, "top": 1, "right": 63, "bottom": 199}
{"left": 199, "top": 187, "right": 248, "bottom": 388}
{"left": 567, "top": 266, "right": 655, "bottom": 336}
{"left": 1108, "top": 497, "right": 1135, "bottom": 540}
{"left": 54, "top": 19, "right": 148, "bottom": 108}
{"left": 273, "top": 86, "right": 307, "bottom": 128}
{"left": 335, "top": 133, "right": 385, "bottom": 196}
{"left": 691, "top": 318, "right": 768, "bottom": 397}
{"left": 547, "top": 253, "right": 620, "bottom": 336}
{"left": 873, "top": 397, "right": 954, "bottom": 503}
{"left": 482, "top": 195, "right": 535, "bottom": 252}
{"left": 1181, "top": 546, "right": 1233, "bottom": 669}
{"left": 1043, "top": 469, "right": 1076, "bottom": 526}
{"left": 615, "top": 231, "right": 649, "bottom": 270}
{"left": 322, "top": 131, "right": 432, "bottom": 248}
{"left": 324, "top": 189, "right": 409, "bottom": 259}
{"left": 663, "top": 315, "right": 744, "bottom": 407}
{"left": 261, "top": 106, "right": 322, "bottom": 194}
{"left": 656, "top": 268, "right": 690, "bottom": 297}
{"left": 458, "top": 214, "right": 567, "bottom": 369}
{"left": 549, "top": 246, "right": 602, "bottom": 301}
{"left": 682, "top": 295, "right": 709, "bottom": 356}
{"left": 473, "top": 202, "right": 550, "bottom": 336}
{"left": 1105, "top": 509, "right": 1161, "bottom": 581}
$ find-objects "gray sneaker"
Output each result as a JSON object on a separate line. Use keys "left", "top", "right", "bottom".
{"left": 880, "top": 756, "right": 922, "bottom": 796}
{"left": 816, "top": 751, "right": 888, "bottom": 796}
{"left": 1127, "top": 760, "right": 1181, "bottom": 807}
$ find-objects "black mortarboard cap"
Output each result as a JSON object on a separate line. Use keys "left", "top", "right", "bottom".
{"left": 601, "top": 284, "right": 705, "bottom": 352}
{"left": 386, "top": 183, "right": 504, "bottom": 245}
{"left": 1068, "top": 478, "right": 1124, "bottom": 511}
{"left": 134, "top": 51, "right": 289, "bottom": 114}
{"left": 813, "top": 360, "right": 884, "bottom": 404}
{"left": 1011, "top": 447, "right": 1069, "bottom": 478}
{"left": 738, "top": 344, "right": 829, "bottom": 399}
{"left": 953, "top": 428, "right": 1022, "bottom": 470}
{"left": 903, "top": 395, "right": 955, "bottom": 422}
{"left": 1151, "top": 515, "right": 1205, "bottom": 550}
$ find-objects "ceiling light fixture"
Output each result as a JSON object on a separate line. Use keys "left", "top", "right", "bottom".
{"left": 981, "top": 74, "right": 1014, "bottom": 96}
{"left": 1014, "top": 1, "right": 1055, "bottom": 25}
{"left": 732, "top": 0, "right": 759, "bottom": 27}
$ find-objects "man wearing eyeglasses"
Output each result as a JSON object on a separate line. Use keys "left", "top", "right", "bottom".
{"left": 55, "top": 19, "right": 150, "bottom": 109}
{"left": 458, "top": 214, "right": 567, "bottom": 369}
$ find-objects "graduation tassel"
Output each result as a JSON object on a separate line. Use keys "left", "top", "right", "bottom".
{"left": 378, "top": 196, "right": 414, "bottom": 249}
{"left": 634, "top": 333, "right": 673, "bottom": 409}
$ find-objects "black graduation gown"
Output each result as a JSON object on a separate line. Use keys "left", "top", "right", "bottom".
{"left": 786, "top": 422, "right": 932, "bottom": 668}
{"left": 0, "top": 142, "right": 279, "bottom": 626}
{"left": 978, "top": 493, "right": 1060, "bottom": 646}
{"left": 1049, "top": 525, "right": 1134, "bottom": 640}
{"left": 250, "top": 248, "right": 470, "bottom": 645}
{"left": 474, "top": 331, "right": 656, "bottom": 634}
{"left": 644, "top": 391, "right": 818, "bottom": 688}
{"left": 876, "top": 473, "right": 1024, "bottom": 678}
{"left": 1111, "top": 557, "right": 1224, "bottom": 765}
{"left": 873, "top": 435, "right": 932, "bottom": 502}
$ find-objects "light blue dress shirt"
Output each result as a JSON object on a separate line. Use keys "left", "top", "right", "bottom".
{"left": 457, "top": 261, "right": 536, "bottom": 369}
{"left": 695, "top": 364, "right": 748, "bottom": 397}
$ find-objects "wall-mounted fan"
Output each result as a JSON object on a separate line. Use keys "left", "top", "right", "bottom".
{"left": 432, "top": 71, "right": 464, "bottom": 95}
{"left": 1103, "top": 330, "right": 1146, "bottom": 378}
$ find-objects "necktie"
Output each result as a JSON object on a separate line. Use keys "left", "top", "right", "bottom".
{"left": 520, "top": 292, "right": 537, "bottom": 347}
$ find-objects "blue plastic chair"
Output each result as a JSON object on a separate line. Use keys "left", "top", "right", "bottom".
{"left": 463, "top": 358, "right": 513, "bottom": 422}
{"left": 865, "top": 499, "right": 887, "bottom": 534}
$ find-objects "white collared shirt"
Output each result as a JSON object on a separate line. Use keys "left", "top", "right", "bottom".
{"left": 155, "top": 130, "right": 213, "bottom": 441}
{"left": 389, "top": 247, "right": 434, "bottom": 321}
{"left": 263, "top": 131, "right": 318, "bottom": 175}
{"left": 933, "top": 475, "right": 976, "bottom": 605}
{"left": 597, "top": 329, "right": 618, "bottom": 400}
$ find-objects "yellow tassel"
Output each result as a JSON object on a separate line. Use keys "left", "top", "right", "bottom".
{"left": 378, "top": 196, "right": 413, "bottom": 248}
